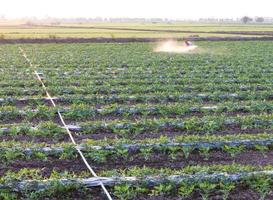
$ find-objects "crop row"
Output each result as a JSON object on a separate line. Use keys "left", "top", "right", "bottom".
{"left": 2, "top": 73, "right": 272, "bottom": 88}
{"left": 2, "top": 83, "right": 272, "bottom": 97}
{"left": 0, "top": 85, "right": 271, "bottom": 101}
{"left": 4, "top": 169, "right": 273, "bottom": 192}
{"left": 39, "top": 72, "right": 273, "bottom": 83}
{"left": 25, "top": 42, "right": 272, "bottom": 65}
{"left": 1, "top": 134, "right": 273, "bottom": 162}
{"left": 1, "top": 113, "right": 273, "bottom": 138}
{"left": 24, "top": 61, "right": 272, "bottom": 72}
{"left": 4, "top": 64, "right": 273, "bottom": 74}
{"left": 1, "top": 91, "right": 273, "bottom": 106}
{"left": 41, "top": 66, "right": 273, "bottom": 73}
{"left": 0, "top": 42, "right": 272, "bottom": 200}
{"left": 2, "top": 65, "right": 273, "bottom": 80}
{"left": 0, "top": 88, "right": 43, "bottom": 96}
{"left": 45, "top": 78, "right": 273, "bottom": 90}
{"left": 41, "top": 75, "right": 273, "bottom": 86}
{"left": 1, "top": 164, "right": 273, "bottom": 199}
{"left": 1, "top": 101, "right": 273, "bottom": 122}
{"left": 1, "top": 81, "right": 271, "bottom": 94}
{"left": 68, "top": 113, "right": 273, "bottom": 135}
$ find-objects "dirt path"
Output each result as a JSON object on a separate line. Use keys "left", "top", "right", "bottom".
{"left": 1, "top": 36, "right": 273, "bottom": 44}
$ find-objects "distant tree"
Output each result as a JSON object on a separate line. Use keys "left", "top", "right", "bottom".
{"left": 255, "top": 17, "right": 264, "bottom": 23}
{"left": 241, "top": 16, "right": 253, "bottom": 24}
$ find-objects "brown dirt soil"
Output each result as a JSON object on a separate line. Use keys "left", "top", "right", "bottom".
{"left": 0, "top": 36, "right": 273, "bottom": 44}
{"left": 1, "top": 150, "right": 273, "bottom": 176}
{"left": 0, "top": 129, "right": 273, "bottom": 144}
{"left": 74, "top": 128, "right": 273, "bottom": 141}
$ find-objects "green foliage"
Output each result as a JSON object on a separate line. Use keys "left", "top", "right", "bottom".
{"left": 198, "top": 181, "right": 217, "bottom": 200}
{"left": 0, "top": 189, "right": 18, "bottom": 200}
{"left": 1, "top": 41, "right": 273, "bottom": 200}
{"left": 150, "top": 183, "right": 174, "bottom": 196}
{"left": 36, "top": 121, "right": 65, "bottom": 139}
{"left": 139, "top": 147, "right": 153, "bottom": 160}
{"left": 254, "top": 144, "right": 269, "bottom": 157}
{"left": 26, "top": 105, "right": 54, "bottom": 120}
{"left": 182, "top": 146, "right": 194, "bottom": 159}
{"left": 200, "top": 146, "right": 210, "bottom": 160}
{"left": 178, "top": 181, "right": 195, "bottom": 199}
{"left": 0, "top": 149, "right": 24, "bottom": 163}
{"left": 246, "top": 175, "right": 272, "bottom": 200}
{"left": 220, "top": 181, "right": 235, "bottom": 200}
{"left": 60, "top": 144, "right": 77, "bottom": 159}
{"left": 33, "top": 152, "right": 47, "bottom": 161}
{"left": 86, "top": 149, "right": 110, "bottom": 163}
{"left": 222, "top": 145, "right": 245, "bottom": 157}
{"left": 115, "top": 146, "right": 129, "bottom": 159}
{"left": 25, "top": 182, "right": 92, "bottom": 200}
{"left": 113, "top": 184, "right": 136, "bottom": 200}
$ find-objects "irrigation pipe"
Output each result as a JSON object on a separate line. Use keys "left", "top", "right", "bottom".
{"left": 3, "top": 170, "right": 273, "bottom": 191}
{"left": 2, "top": 137, "right": 273, "bottom": 156}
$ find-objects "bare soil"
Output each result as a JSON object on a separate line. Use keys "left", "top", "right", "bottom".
{"left": 0, "top": 36, "right": 273, "bottom": 45}
{"left": 1, "top": 150, "right": 273, "bottom": 176}
{"left": 0, "top": 127, "right": 271, "bottom": 143}
{"left": 73, "top": 127, "right": 273, "bottom": 141}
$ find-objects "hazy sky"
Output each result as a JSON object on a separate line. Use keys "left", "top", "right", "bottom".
{"left": 1, "top": 0, "right": 273, "bottom": 19}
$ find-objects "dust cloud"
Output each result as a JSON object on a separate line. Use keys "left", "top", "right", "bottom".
{"left": 154, "top": 40, "right": 197, "bottom": 53}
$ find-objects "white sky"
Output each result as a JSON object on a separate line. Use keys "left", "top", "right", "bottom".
{"left": 1, "top": 0, "right": 273, "bottom": 19}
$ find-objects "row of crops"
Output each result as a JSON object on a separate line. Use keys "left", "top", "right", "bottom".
{"left": 0, "top": 41, "right": 273, "bottom": 199}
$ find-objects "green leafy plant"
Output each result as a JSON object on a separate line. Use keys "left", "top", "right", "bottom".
{"left": 182, "top": 146, "right": 194, "bottom": 159}
{"left": 0, "top": 149, "right": 24, "bottom": 163}
{"left": 114, "top": 184, "right": 136, "bottom": 200}
{"left": 33, "top": 152, "right": 47, "bottom": 161}
{"left": 168, "top": 146, "right": 181, "bottom": 160}
{"left": 150, "top": 183, "right": 174, "bottom": 196}
{"left": 86, "top": 150, "right": 110, "bottom": 163}
{"left": 254, "top": 144, "right": 269, "bottom": 158}
{"left": 200, "top": 146, "right": 210, "bottom": 160}
{"left": 220, "top": 181, "right": 235, "bottom": 200}
{"left": 198, "top": 181, "right": 216, "bottom": 200}
{"left": 246, "top": 175, "right": 272, "bottom": 200}
{"left": 139, "top": 147, "right": 152, "bottom": 161}
{"left": 0, "top": 189, "right": 17, "bottom": 200}
{"left": 178, "top": 181, "right": 195, "bottom": 199}
{"left": 115, "top": 146, "right": 129, "bottom": 160}
{"left": 60, "top": 145, "right": 77, "bottom": 159}
{"left": 222, "top": 145, "right": 245, "bottom": 157}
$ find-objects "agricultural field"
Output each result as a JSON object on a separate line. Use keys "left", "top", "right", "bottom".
{"left": 0, "top": 41, "right": 273, "bottom": 200}
{"left": 0, "top": 23, "right": 273, "bottom": 39}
